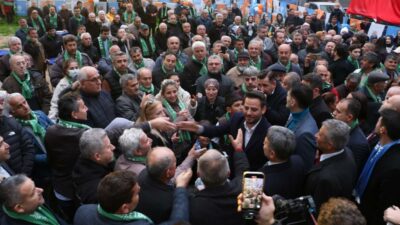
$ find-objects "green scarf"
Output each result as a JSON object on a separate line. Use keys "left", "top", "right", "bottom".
{"left": 278, "top": 60, "right": 291, "bottom": 72}
{"left": 189, "top": 7, "right": 197, "bottom": 18}
{"left": 223, "top": 112, "right": 231, "bottom": 144}
{"left": 74, "top": 15, "right": 83, "bottom": 26}
{"left": 139, "top": 84, "right": 155, "bottom": 95}
{"left": 250, "top": 56, "right": 261, "bottom": 70}
{"left": 97, "top": 204, "right": 152, "bottom": 223}
{"left": 347, "top": 56, "right": 360, "bottom": 69}
{"left": 11, "top": 72, "right": 33, "bottom": 99}
{"left": 322, "top": 81, "right": 332, "bottom": 90}
{"left": 162, "top": 99, "right": 191, "bottom": 142}
{"left": 233, "top": 48, "right": 239, "bottom": 62}
{"left": 204, "top": 6, "right": 213, "bottom": 17}
{"left": 366, "top": 86, "right": 382, "bottom": 103}
{"left": 98, "top": 37, "right": 111, "bottom": 58}
{"left": 192, "top": 55, "right": 208, "bottom": 76}
{"left": 134, "top": 60, "right": 145, "bottom": 69}
{"left": 126, "top": 156, "right": 147, "bottom": 163}
{"left": 123, "top": 11, "right": 136, "bottom": 24}
{"left": 140, "top": 36, "right": 156, "bottom": 57}
{"left": 241, "top": 83, "right": 248, "bottom": 94}
{"left": 31, "top": 16, "right": 46, "bottom": 32}
{"left": 175, "top": 55, "right": 184, "bottom": 73}
{"left": 49, "top": 13, "right": 58, "bottom": 28}
{"left": 17, "top": 112, "right": 46, "bottom": 141}
{"left": 3, "top": 205, "right": 60, "bottom": 225}
{"left": 58, "top": 119, "right": 91, "bottom": 129}
{"left": 161, "top": 7, "right": 167, "bottom": 18}
{"left": 350, "top": 119, "right": 359, "bottom": 130}
{"left": 63, "top": 50, "right": 83, "bottom": 67}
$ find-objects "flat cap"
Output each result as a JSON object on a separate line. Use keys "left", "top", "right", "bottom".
{"left": 367, "top": 71, "right": 390, "bottom": 85}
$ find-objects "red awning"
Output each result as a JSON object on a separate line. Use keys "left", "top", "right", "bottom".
{"left": 347, "top": 0, "right": 400, "bottom": 25}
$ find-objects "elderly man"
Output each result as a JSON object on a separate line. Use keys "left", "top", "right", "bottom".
{"left": 74, "top": 170, "right": 191, "bottom": 225}
{"left": 15, "top": 19, "right": 30, "bottom": 45}
{"left": 333, "top": 98, "right": 370, "bottom": 175}
{"left": 286, "top": 84, "right": 318, "bottom": 169}
{"left": 0, "top": 37, "right": 22, "bottom": 81}
{"left": 51, "top": 34, "right": 93, "bottom": 87}
{"left": 85, "top": 12, "right": 101, "bottom": 40}
{"left": 208, "top": 13, "right": 228, "bottom": 45}
{"left": 27, "top": 10, "right": 46, "bottom": 37}
{"left": 136, "top": 147, "right": 194, "bottom": 223}
{"left": 5, "top": 93, "right": 53, "bottom": 185}
{"left": 97, "top": 44, "right": 121, "bottom": 76}
{"left": 115, "top": 128, "right": 152, "bottom": 174}
{"left": 335, "top": 73, "right": 360, "bottom": 100}
{"left": 181, "top": 41, "right": 208, "bottom": 94}
{"left": 190, "top": 149, "right": 248, "bottom": 225}
{"left": 281, "top": 72, "right": 301, "bottom": 91}
{"left": 44, "top": 5, "right": 64, "bottom": 31}
{"left": 116, "top": 74, "right": 143, "bottom": 121}
{"left": 195, "top": 55, "right": 235, "bottom": 98}
{"left": 259, "top": 126, "right": 305, "bottom": 199}
{"left": 78, "top": 32, "right": 100, "bottom": 64}
{"left": 102, "top": 51, "right": 134, "bottom": 100}
{"left": 305, "top": 119, "right": 357, "bottom": 210}
{"left": 268, "top": 44, "right": 302, "bottom": 75}
{"left": 128, "top": 47, "right": 155, "bottom": 74}
{"left": 0, "top": 174, "right": 68, "bottom": 225}
{"left": 227, "top": 52, "right": 251, "bottom": 87}
{"left": 3, "top": 54, "right": 52, "bottom": 113}
{"left": 248, "top": 40, "right": 271, "bottom": 71}
{"left": 235, "top": 66, "right": 258, "bottom": 97}
{"left": 153, "top": 36, "right": 189, "bottom": 72}
{"left": 78, "top": 66, "right": 116, "bottom": 128}
{"left": 138, "top": 68, "right": 159, "bottom": 95}
{"left": 72, "top": 128, "right": 115, "bottom": 204}
{"left": 258, "top": 70, "right": 290, "bottom": 126}
{"left": 152, "top": 51, "right": 178, "bottom": 89}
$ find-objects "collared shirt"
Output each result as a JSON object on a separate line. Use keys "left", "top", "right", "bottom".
{"left": 320, "top": 149, "right": 344, "bottom": 162}
{"left": 244, "top": 118, "right": 262, "bottom": 147}
{"left": 0, "top": 166, "right": 10, "bottom": 180}
{"left": 266, "top": 161, "right": 286, "bottom": 166}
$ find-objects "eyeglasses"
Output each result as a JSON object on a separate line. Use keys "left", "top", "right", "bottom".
{"left": 86, "top": 76, "right": 101, "bottom": 82}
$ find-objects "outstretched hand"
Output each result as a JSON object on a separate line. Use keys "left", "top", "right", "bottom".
{"left": 229, "top": 129, "right": 243, "bottom": 152}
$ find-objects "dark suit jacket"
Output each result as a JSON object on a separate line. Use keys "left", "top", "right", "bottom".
{"left": 360, "top": 143, "right": 400, "bottom": 225}
{"left": 260, "top": 155, "right": 306, "bottom": 199}
{"left": 287, "top": 111, "right": 318, "bottom": 170}
{"left": 347, "top": 125, "right": 370, "bottom": 176}
{"left": 265, "top": 82, "right": 290, "bottom": 126}
{"left": 358, "top": 87, "right": 382, "bottom": 135}
{"left": 304, "top": 148, "right": 357, "bottom": 210}
{"left": 189, "top": 151, "right": 248, "bottom": 225}
{"left": 201, "top": 112, "right": 270, "bottom": 170}
{"left": 136, "top": 169, "right": 175, "bottom": 224}
{"left": 309, "top": 96, "right": 332, "bottom": 128}
{"left": 0, "top": 162, "right": 14, "bottom": 176}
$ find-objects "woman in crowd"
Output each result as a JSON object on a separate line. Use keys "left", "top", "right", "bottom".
{"left": 48, "top": 59, "right": 80, "bottom": 121}
{"left": 195, "top": 78, "right": 225, "bottom": 124}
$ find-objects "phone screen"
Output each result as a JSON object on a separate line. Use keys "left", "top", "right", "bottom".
{"left": 242, "top": 174, "right": 264, "bottom": 210}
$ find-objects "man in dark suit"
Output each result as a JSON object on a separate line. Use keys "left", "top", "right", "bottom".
{"left": 333, "top": 98, "right": 370, "bottom": 175}
{"left": 285, "top": 84, "right": 318, "bottom": 170}
{"left": 190, "top": 149, "right": 247, "bottom": 225}
{"left": 258, "top": 70, "right": 290, "bottom": 126}
{"left": 356, "top": 109, "right": 400, "bottom": 225}
{"left": 259, "top": 126, "right": 306, "bottom": 199}
{"left": 136, "top": 147, "right": 193, "bottom": 224}
{"left": 304, "top": 119, "right": 357, "bottom": 210}
{"left": 302, "top": 73, "right": 333, "bottom": 128}
{"left": 178, "top": 91, "right": 271, "bottom": 171}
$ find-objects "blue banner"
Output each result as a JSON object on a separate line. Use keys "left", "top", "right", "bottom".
{"left": 386, "top": 26, "right": 400, "bottom": 37}
{"left": 279, "top": 1, "right": 287, "bottom": 18}
{"left": 307, "top": 8, "right": 314, "bottom": 15}
{"left": 15, "top": 0, "right": 28, "bottom": 16}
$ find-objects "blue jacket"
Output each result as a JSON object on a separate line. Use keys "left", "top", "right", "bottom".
{"left": 286, "top": 110, "right": 318, "bottom": 170}
{"left": 74, "top": 188, "right": 189, "bottom": 225}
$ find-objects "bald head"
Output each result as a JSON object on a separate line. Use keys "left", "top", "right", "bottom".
{"left": 381, "top": 95, "right": 400, "bottom": 112}
{"left": 386, "top": 86, "right": 400, "bottom": 99}
{"left": 147, "top": 147, "right": 176, "bottom": 181}
{"left": 197, "top": 149, "right": 230, "bottom": 187}
{"left": 278, "top": 44, "right": 291, "bottom": 64}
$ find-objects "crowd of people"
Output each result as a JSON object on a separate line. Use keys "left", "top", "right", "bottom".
{"left": 0, "top": 0, "right": 400, "bottom": 224}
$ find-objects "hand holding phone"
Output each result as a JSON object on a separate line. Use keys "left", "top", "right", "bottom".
{"left": 241, "top": 172, "right": 265, "bottom": 220}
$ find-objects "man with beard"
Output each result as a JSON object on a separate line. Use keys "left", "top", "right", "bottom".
{"left": 298, "top": 34, "right": 321, "bottom": 68}
{"left": 102, "top": 51, "right": 134, "bottom": 101}
{"left": 235, "top": 66, "right": 258, "bottom": 97}
{"left": 268, "top": 44, "right": 302, "bottom": 75}
{"left": 116, "top": 74, "right": 143, "bottom": 121}
{"left": 177, "top": 91, "right": 271, "bottom": 170}
{"left": 226, "top": 52, "right": 251, "bottom": 87}
{"left": 44, "top": 6, "right": 64, "bottom": 31}
{"left": 128, "top": 47, "right": 155, "bottom": 74}
{"left": 195, "top": 55, "right": 235, "bottom": 98}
